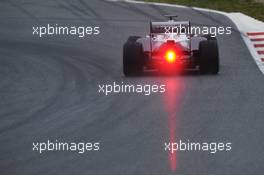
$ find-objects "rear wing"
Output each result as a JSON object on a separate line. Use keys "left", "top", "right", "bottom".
{"left": 150, "top": 21, "right": 191, "bottom": 34}
{"left": 149, "top": 20, "right": 192, "bottom": 57}
{"left": 164, "top": 15, "right": 178, "bottom": 20}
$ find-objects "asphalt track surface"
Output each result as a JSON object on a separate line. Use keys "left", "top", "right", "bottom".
{"left": 0, "top": 0, "right": 264, "bottom": 175}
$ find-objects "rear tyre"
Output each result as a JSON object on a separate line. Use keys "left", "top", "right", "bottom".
{"left": 199, "top": 40, "right": 219, "bottom": 74}
{"left": 127, "top": 36, "right": 141, "bottom": 43}
{"left": 202, "top": 34, "right": 217, "bottom": 41}
{"left": 123, "top": 37, "right": 144, "bottom": 76}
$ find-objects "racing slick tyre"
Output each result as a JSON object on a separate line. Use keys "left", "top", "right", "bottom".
{"left": 202, "top": 34, "right": 217, "bottom": 41}
{"left": 127, "top": 36, "right": 141, "bottom": 43}
{"left": 199, "top": 40, "right": 219, "bottom": 74}
{"left": 123, "top": 37, "right": 144, "bottom": 76}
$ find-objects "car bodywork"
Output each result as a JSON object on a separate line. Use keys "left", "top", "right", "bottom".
{"left": 123, "top": 15, "right": 219, "bottom": 75}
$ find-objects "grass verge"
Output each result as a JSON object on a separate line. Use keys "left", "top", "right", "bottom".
{"left": 145, "top": 0, "right": 264, "bottom": 21}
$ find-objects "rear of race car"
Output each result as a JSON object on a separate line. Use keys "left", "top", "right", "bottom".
{"left": 123, "top": 17, "right": 219, "bottom": 76}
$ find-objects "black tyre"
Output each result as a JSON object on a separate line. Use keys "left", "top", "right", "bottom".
{"left": 199, "top": 40, "right": 219, "bottom": 74}
{"left": 202, "top": 34, "right": 217, "bottom": 41}
{"left": 126, "top": 36, "right": 141, "bottom": 43}
{"left": 123, "top": 38, "right": 144, "bottom": 76}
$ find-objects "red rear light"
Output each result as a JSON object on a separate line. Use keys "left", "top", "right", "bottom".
{"left": 165, "top": 50, "right": 177, "bottom": 63}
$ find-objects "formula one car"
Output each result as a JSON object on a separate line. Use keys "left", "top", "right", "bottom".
{"left": 123, "top": 15, "right": 219, "bottom": 76}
